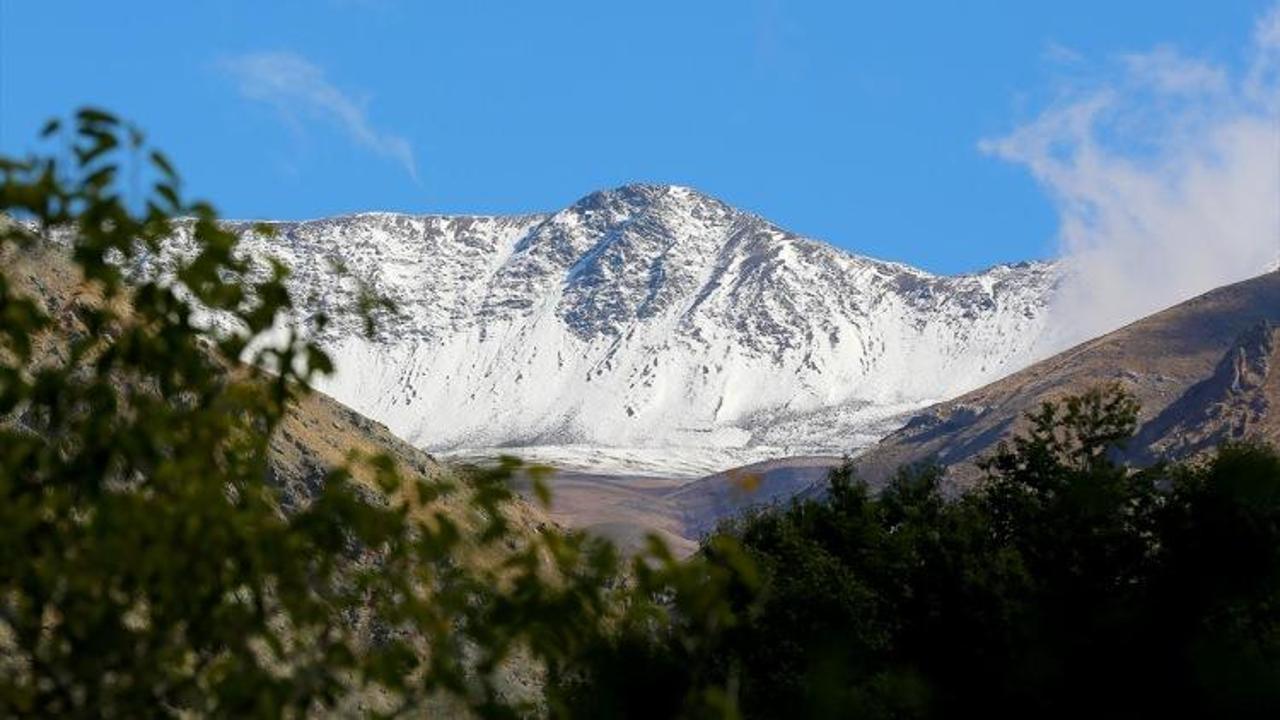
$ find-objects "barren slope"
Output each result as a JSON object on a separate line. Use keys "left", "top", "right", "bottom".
{"left": 851, "top": 270, "right": 1280, "bottom": 485}
{"left": 4, "top": 240, "right": 551, "bottom": 538}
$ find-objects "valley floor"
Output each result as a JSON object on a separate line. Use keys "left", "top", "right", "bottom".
{"left": 454, "top": 448, "right": 844, "bottom": 556}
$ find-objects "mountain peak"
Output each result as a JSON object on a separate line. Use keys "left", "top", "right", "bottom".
{"left": 156, "top": 189, "right": 1063, "bottom": 476}
{"left": 568, "top": 183, "right": 729, "bottom": 215}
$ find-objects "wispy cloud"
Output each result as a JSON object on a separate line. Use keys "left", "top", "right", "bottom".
{"left": 1121, "top": 46, "right": 1228, "bottom": 95}
{"left": 219, "top": 51, "right": 418, "bottom": 181}
{"left": 982, "top": 4, "right": 1280, "bottom": 350}
{"left": 1042, "top": 40, "right": 1084, "bottom": 66}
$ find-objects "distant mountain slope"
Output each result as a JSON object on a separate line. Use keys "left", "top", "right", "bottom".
{"left": 166, "top": 184, "right": 1058, "bottom": 475}
{"left": 518, "top": 456, "right": 843, "bottom": 555}
{"left": 665, "top": 456, "right": 843, "bottom": 537}
{"left": 500, "top": 269, "right": 1280, "bottom": 551}
{"left": 851, "top": 270, "right": 1280, "bottom": 485}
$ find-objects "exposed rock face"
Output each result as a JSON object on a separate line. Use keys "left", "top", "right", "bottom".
{"left": 1136, "top": 321, "right": 1279, "bottom": 462}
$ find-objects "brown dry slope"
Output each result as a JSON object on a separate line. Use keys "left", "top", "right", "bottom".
{"left": 508, "top": 469, "right": 696, "bottom": 556}
{"left": 665, "top": 455, "right": 842, "bottom": 537}
{"left": 852, "top": 270, "right": 1280, "bottom": 486}
{"left": 513, "top": 455, "right": 842, "bottom": 555}
{"left": 4, "top": 239, "right": 551, "bottom": 538}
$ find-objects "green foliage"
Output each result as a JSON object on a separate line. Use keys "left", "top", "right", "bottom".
{"left": 0, "top": 110, "right": 756, "bottom": 719}
{"left": 709, "top": 387, "right": 1280, "bottom": 718}
{"left": 6, "top": 109, "right": 1276, "bottom": 719}
{"left": 549, "top": 534, "right": 760, "bottom": 719}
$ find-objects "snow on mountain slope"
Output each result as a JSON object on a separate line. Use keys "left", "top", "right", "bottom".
{"left": 190, "top": 184, "right": 1057, "bottom": 476}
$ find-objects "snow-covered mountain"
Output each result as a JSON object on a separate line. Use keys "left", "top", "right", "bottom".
{"left": 208, "top": 184, "right": 1057, "bottom": 476}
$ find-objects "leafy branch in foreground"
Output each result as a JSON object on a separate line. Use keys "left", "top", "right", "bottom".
{"left": 0, "top": 109, "right": 757, "bottom": 719}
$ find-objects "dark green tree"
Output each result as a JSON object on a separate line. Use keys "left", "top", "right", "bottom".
{"left": 711, "top": 386, "right": 1280, "bottom": 719}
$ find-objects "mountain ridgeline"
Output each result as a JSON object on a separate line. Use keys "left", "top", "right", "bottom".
{"left": 171, "top": 184, "right": 1057, "bottom": 475}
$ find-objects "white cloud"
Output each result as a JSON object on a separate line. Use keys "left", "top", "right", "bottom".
{"left": 982, "top": 4, "right": 1280, "bottom": 350}
{"left": 1042, "top": 41, "right": 1084, "bottom": 66}
{"left": 220, "top": 51, "right": 418, "bottom": 181}
{"left": 1121, "top": 46, "right": 1227, "bottom": 95}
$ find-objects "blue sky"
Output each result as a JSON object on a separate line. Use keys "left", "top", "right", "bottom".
{"left": 0, "top": 1, "right": 1274, "bottom": 273}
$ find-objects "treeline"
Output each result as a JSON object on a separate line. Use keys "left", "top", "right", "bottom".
{"left": 2, "top": 111, "right": 1277, "bottom": 719}
{"left": 643, "top": 391, "right": 1280, "bottom": 718}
